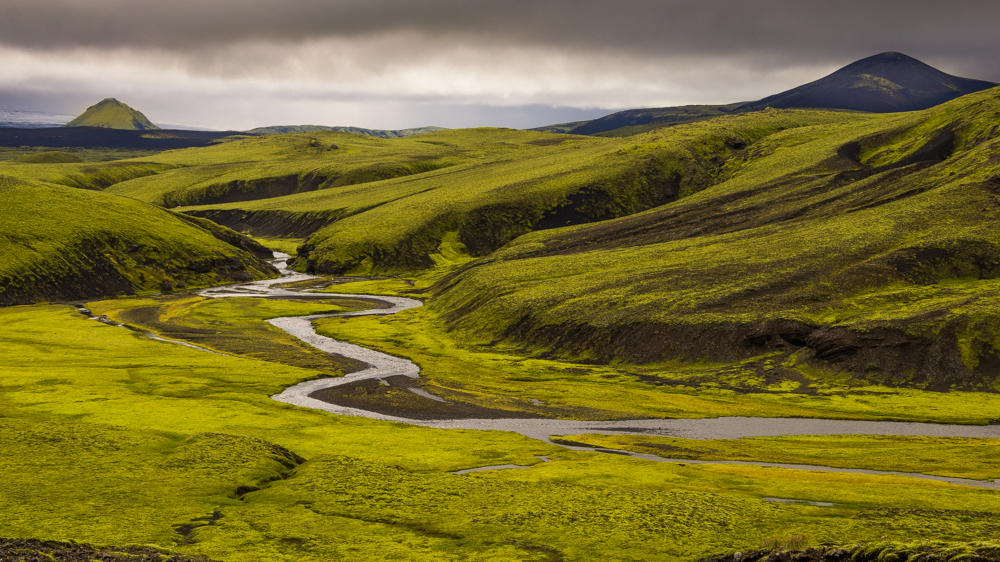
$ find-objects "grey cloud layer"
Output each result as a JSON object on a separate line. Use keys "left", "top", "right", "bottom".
{"left": 2, "top": 0, "right": 999, "bottom": 77}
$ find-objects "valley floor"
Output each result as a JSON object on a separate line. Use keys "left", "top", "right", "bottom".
{"left": 2, "top": 250, "right": 1000, "bottom": 561}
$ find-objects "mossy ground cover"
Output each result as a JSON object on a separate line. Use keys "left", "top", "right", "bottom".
{"left": 552, "top": 434, "right": 1000, "bottom": 481}
{"left": 430, "top": 87, "right": 1000, "bottom": 388}
{"left": 0, "top": 177, "right": 275, "bottom": 305}
{"left": 0, "top": 146, "right": 162, "bottom": 162}
{"left": 5, "top": 303, "right": 1000, "bottom": 560}
{"left": 63, "top": 111, "right": 850, "bottom": 274}
{"left": 311, "top": 305, "right": 1000, "bottom": 424}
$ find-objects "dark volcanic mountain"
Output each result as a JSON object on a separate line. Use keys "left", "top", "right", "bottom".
{"left": 739, "top": 52, "right": 997, "bottom": 113}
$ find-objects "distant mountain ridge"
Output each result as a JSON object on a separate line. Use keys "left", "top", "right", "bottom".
{"left": 556, "top": 104, "right": 744, "bottom": 137}
{"left": 0, "top": 109, "right": 72, "bottom": 129}
{"left": 248, "top": 125, "right": 446, "bottom": 138}
{"left": 544, "top": 52, "right": 998, "bottom": 136}
{"left": 64, "top": 98, "right": 159, "bottom": 131}
{"left": 738, "top": 52, "right": 998, "bottom": 113}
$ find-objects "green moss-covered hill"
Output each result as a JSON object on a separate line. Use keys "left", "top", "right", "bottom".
{"left": 0, "top": 176, "right": 276, "bottom": 305}
{"left": 430, "top": 87, "right": 1000, "bottom": 389}
{"left": 105, "top": 114, "right": 853, "bottom": 274}
{"left": 63, "top": 98, "right": 160, "bottom": 131}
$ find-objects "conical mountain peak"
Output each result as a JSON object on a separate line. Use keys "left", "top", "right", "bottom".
{"left": 63, "top": 98, "right": 160, "bottom": 130}
{"left": 741, "top": 52, "right": 997, "bottom": 113}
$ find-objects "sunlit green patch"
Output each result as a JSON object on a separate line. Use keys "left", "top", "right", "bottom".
{"left": 313, "top": 305, "right": 1000, "bottom": 423}
{"left": 250, "top": 236, "right": 302, "bottom": 256}
{"left": 553, "top": 434, "right": 1000, "bottom": 481}
{"left": 4, "top": 304, "right": 1000, "bottom": 561}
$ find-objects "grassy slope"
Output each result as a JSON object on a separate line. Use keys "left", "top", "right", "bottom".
{"left": 430, "top": 87, "right": 1000, "bottom": 387}
{"left": 0, "top": 158, "right": 175, "bottom": 190}
{"left": 105, "top": 114, "right": 850, "bottom": 274}
{"left": 0, "top": 176, "right": 276, "bottom": 305}
{"left": 310, "top": 304, "right": 1000, "bottom": 424}
{"left": 4, "top": 303, "right": 1000, "bottom": 561}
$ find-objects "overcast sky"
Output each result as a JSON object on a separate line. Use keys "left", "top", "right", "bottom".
{"left": 0, "top": 0, "right": 997, "bottom": 130}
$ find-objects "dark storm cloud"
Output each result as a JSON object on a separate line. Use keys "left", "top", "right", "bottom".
{"left": 1, "top": 0, "right": 999, "bottom": 78}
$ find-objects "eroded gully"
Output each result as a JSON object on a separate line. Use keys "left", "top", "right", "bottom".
{"left": 191, "top": 253, "right": 1000, "bottom": 490}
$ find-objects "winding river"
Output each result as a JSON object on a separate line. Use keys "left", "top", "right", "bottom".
{"left": 192, "top": 253, "right": 1000, "bottom": 490}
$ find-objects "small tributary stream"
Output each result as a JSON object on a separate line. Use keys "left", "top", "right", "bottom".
{"left": 189, "top": 253, "right": 1000, "bottom": 489}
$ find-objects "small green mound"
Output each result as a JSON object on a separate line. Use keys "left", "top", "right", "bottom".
{"left": 13, "top": 151, "right": 83, "bottom": 164}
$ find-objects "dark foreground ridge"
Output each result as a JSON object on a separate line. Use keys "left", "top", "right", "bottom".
{"left": 0, "top": 538, "right": 219, "bottom": 562}
{"left": 703, "top": 542, "right": 1000, "bottom": 562}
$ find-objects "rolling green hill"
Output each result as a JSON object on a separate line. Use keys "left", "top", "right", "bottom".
{"left": 0, "top": 176, "right": 276, "bottom": 305}
{"left": 430, "top": 86, "right": 1000, "bottom": 388}
{"left": 104, "top": 115, "right": 851, "bottom": 274}
{"left": 63, "top": 98, "right": 160, "bottom": 131}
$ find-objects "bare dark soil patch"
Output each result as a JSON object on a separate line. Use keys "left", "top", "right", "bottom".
{"left": 309, "top": 376, "right": 547, "bottom": 420}
{"left": 0, "top": 538, "right": 218, "bottom": 562}
{"left": 702, "top": 542, "right": 1000, "bottom": 562}
{"left": 111, "top": 296, "right": 371, "bottom": 375}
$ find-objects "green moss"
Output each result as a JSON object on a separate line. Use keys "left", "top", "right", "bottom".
{"left": 552, "top": 434, "right": 1000, "bottom": 481}
{"left": 428, "top": 87, "right": 1000, "bottom": 387}
{"left": 0, "top": 176, "right": 275, "bottom": 305}
{"left": 4, "top": 303, "right": 1000, "bottom": 560}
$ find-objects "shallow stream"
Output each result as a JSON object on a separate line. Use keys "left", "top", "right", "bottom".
{"left": 192, "top": 253, "right": 1000, "bottom": 489}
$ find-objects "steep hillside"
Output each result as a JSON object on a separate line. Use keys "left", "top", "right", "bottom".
{"left": 431, "top": 87, "right": 1000, "bottom": 388}
{"left": 64, "top": 98, "right": 160, "bottom": 130}
{"left": 248, "top": 125, "right": 446, "bottom": 138}
{"left": 110, "top": 115, "right": 850, "bottom": 274}
{"left": 740, "top": 52, "right": 997, "bottom": 113}
{"left": 0, "top": 176, "right": 276, "bottom": 305}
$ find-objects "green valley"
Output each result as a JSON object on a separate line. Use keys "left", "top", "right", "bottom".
{"left": 2, "top": 51, "right": 1000, "bottom": 562}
